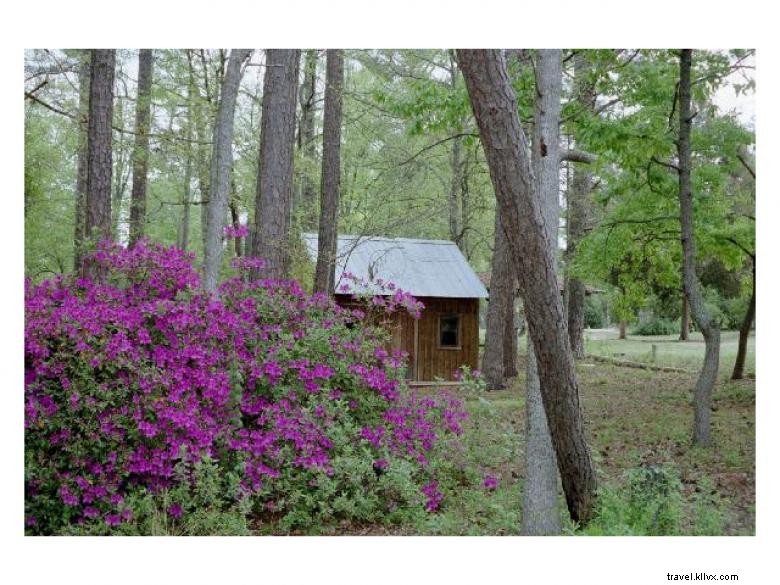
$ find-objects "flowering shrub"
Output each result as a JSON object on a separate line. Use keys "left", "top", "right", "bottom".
{"left": 25, "top": 240, "right": 467, "bottom": 534}
{"left": 453, "top": 365, "right": 486, "bottom": 393}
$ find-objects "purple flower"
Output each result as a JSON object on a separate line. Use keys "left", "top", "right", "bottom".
{"left": 421, "top": 481, "right": 443, "bottom": 512}
{"left": 483, "top": 474, "right": 498, "bottom": 491}
{"left": 105, "top": 514, "right": 121, "bottom": 527}
{"left": 167, "top": 503, "right": 183, "bottom": 519}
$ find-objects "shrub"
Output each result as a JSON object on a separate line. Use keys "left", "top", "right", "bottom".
{"left": 584, "top": 295, "right": 607, "bottom": 329}
{"left": 25, "top": 240, "right": 467, "bottom": 534}
{"left": 631, "top": 317, "right": 679, "bottom": 336}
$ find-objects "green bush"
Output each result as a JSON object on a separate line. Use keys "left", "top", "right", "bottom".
{"left": 584, "top": 295, "right": 607, "bottom": 329}
{"left": 632, "top": 317, "right": 679, "bottom": 336}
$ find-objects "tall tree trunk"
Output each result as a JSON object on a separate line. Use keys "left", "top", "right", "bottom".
{"left": 128, "top": 49, "right": 154, "bottom": 247}
{"left": 482, "top": 209, "right": 511, "bottom": 391}
{"left": 111, "top": 95, "right": 126, "bottom": 240}
{"left": 731, "top": 260, "right": 755, "bottom": 380}
{"left": 73, "top": 50, "right": 90, "bottom": 272}
{"left": 448, "top": 137, "right": 462, "bottom": 248}
{"left": 680, "top": 292, "right": 690, "bottom": 340}
{"left": 313, "top": 50, "right": 344, "bottom": 294}
{"left": 177, "top": 79, "right": 195, "bottom": 251}
{"left": 297, "top": 49, "right": 319, "bottom": 230}
{"left": 502, "top": 294, "right": 518, "bottom": 378}
{"left": 190, "top": 50, "right": 212, "bottom": 255}
{"left": 458, "top": 49, "right": 596, "bottom": 524}
{"left": 230, "top": 175, "right": 243, "bottom": 258}
{"left": 522, "top": 49, "right": 563, "bottom": 536}
{"left": 565, "top": 53, "right": 596, "bottom": 359}
{"left": 252, "top": 50, "right": 301, "bottom": 280}
{"left": 202, "top": 49, "right": 251, "bottom": 292}
{"left": 677, "top": 49, "right": 721, "bottom": 447}
{"left": 619, "top": 320, "right": 627, "bottom": 340}
{"left": 82, "top": 49, "right": 115, "bottom": 278}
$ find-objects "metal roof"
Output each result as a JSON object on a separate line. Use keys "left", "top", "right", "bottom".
{"left": 302, "top": 234, "right": 489, "bottom": 299}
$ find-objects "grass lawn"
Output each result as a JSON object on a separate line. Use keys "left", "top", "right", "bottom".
{"left": 583, "top": 328, "right": 755, "bottom": 377}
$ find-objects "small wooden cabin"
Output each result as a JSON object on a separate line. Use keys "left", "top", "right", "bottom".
{"left": 303, "top": 234, "right": 489, "bottom": 382}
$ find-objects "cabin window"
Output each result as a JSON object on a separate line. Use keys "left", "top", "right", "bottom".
{"left": 439, "top": 314, "right": 460, "bottom": 349}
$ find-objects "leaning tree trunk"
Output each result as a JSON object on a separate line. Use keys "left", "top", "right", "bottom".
{"left": 522, "top": 49, "right": 563, "bottom": 536}
{"left": 73, "top": 50, "right": 90, "bottom": 272}
{"left": 128, "top": 49, "right": 154, "bottom": 247}
{"left": 564, "top": 52, "right": 596, "bottom": 359}
{"left": 458, "top": 49, "right": 596, "bottom": 524}
{"left": 482, "top": 209, "right": 512, "bottom": 391}
{"left": 677, "top": 49, "right": 721, "bottom": 447}
{"left": 202, "top": 49, "right": 251, "bottom": 292}
{"left": 732, "top": 260, "right": 755, "bottom": 380}
{"left": 313, "top": 49, "right": 344, "bottom": 295}
{"left": 82, "top": 49, "right": 116, "bottom": 278}
{"left": 252, "top": 50, "right": 301, "bottom": 280}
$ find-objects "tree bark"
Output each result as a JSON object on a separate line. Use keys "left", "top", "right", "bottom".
{"left": 564, "top": 53, "right": 596, "bottom": 359}
{"left": 502, "top": 294, "right": 518, "bottom": 378}
{"left": 202, "top": 49, "right": 251, "bottom": 292}
{"left": 128, "top": 49, "right": 154, "bottom": 247}
{"left": 448, "top": 136, "right": 462, "bottom": 248}
{"left": 677, "top": 49, "right": 721, "bottom": 447}
{"left": 458, "top": 49, "right": 596, "bottom": 524}
{"left": 82, "top": 49, "right": 115, "bottom": 278}
{"left": 731, "top": 261, "right": 755, "bottom": 380}
{"left": 522, "top": 49, "right": 563, "bottom": 536}
{"left": 252, "top": 50, "right": 301, "bottom": 280}
{"left": 679, "top": 292, "right": 690, "bottom": 341}
{"left": 298, "top": 49, "right": 319, "bottom": 230}
{"left": 482, "top": 209, "right": 512, "bottom": 391}
{"left": 177, "top": 75, "right": 195, "bottom": 251}
{"left": 619, "top": 320, "right": 627, "bottom": 340}
{"left": 73, "top": 51, "right": 90, "bottom": 272}
{"left": 313, "top": 50, "right": 344, "bottom": 295}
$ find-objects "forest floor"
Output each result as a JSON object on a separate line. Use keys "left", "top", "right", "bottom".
{"left": 339, "top": 344, "right": 755, "bottom": 536}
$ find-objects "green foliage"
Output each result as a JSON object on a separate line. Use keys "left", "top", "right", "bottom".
{"left": 632, "top": 317, "right": 679, "bottom": 336}
{"left": 584, "top": 295, "right": 608, "bottom": 329}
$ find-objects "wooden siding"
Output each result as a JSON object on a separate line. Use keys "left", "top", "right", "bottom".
{"left": 334, "top": 295, "right": 479, "bottom": 382}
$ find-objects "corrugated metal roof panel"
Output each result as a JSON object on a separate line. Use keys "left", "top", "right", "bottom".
{"left": 303, "top": 234, "right": 489, "bottom": 298}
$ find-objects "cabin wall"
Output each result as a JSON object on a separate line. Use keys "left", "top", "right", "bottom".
{"left": 416, "top": 297, "right": 479, "bottom": 381}
{"left": 334, "top": 295, "right": 480, "bottom": 382}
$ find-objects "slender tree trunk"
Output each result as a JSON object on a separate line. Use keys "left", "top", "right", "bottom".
{"left": 482, "top": 209, "right": 511, "bottom": 391}
{"left": 190, "top": 50, "right": 212, "bottom": 255}
{"left": 680, "top": 292, "right": 690, "bottom": 340}
{"left": 128, "top": 49, "right": 154, "bottom": 247}
{"left": 677, "top": 49, "right": 721, "bottom": 447}
{"left": 731, "top": 261, "right": 755, "bottom": 380}
{"left": 459, "top": 49, "right": 596, "bottom": 524}
{"left": 502, "top": 294, "right": 518, "bottom": 378}
{"left": 297, "top": 49, "right": 319, "bottom": 229}
{"left": 314, "top": 50, "right": 344, "bottom": 294}
{"left": 73, "top": 51, "right": 90, "bottom": 272}
{"left": 564, "top": 53, "right": 596, "bottom": 359}
{"left": 619, "top": 320, "right": 627, "bottom": 340}
{"left": 229, "top": 175, "right": 244, "bottom": 258}
{"left": 448, "top": 137, "right": 462, "bottom": 248}
{"left": 252, "top": 50, "right": 301, "bottom": 280}
{"left": 202, "top": 49, "right": 251, "bottom": 292}
{"left": 111, "top": 95, "right": 126, "bottom": 240}
{"left": 177, "top": 80, "right": 195, "bottom": 251}
{"left": 522, "top": 49, "right": 563, "bottom": 536}
{"left": 82, "top": 49, "right": 115, "bottom": 278}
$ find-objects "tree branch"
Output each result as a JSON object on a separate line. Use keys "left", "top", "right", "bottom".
{"left": 560, "top": 149, "right": 597, "bottom": 164}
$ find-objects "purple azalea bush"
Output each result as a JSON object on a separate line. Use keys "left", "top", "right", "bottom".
{"left": 24, "top": 240, "right": 468, "bottom": 534}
